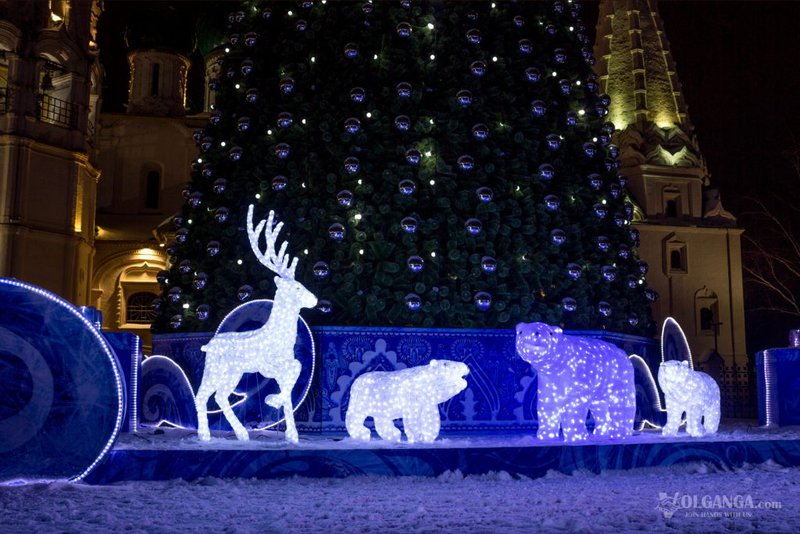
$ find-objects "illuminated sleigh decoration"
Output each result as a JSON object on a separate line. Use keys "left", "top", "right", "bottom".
{"left": 194, "top": 205, "right": 317, "bottom": 443}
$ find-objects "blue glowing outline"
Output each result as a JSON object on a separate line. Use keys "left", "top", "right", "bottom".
{"left": 660, "top": 316, "right": 694, "bottom": 369}
{"left": 140, "top": 354, "right": 247, "bottom": 419}
{"left": 213, "top": 299, "right": 316, "bottom": 432}
{"left": 629, "top": 354, "right": 666, "bottom": 431}
{"left": 0, "top": 278, "right": 124, "bottom": 483}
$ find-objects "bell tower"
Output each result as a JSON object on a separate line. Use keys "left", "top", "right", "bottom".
{"left": 595, "top": 0, "right": 746, "bottom": 365}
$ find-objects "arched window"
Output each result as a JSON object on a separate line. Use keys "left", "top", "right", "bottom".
{"left": 670, "top": 249, "right": 683, "bottom": 270}
{"left": 145, "top": 170, "right": 160, "bottom": 209}
{"left": 126, "top": 291, "right": 157, "bottom": 324}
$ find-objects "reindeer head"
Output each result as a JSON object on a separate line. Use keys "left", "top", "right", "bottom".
{"left": 246, "top": 205, "right": 318, "bottom": 310}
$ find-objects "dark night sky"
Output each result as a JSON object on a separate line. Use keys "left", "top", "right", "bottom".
{"left": 99, "top": 0, "right": 800, "bottom": 350}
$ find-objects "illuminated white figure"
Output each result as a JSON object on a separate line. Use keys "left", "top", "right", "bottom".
{"left": 516, "top": 322, "right": 636, "bottom": 441}
{"left": 195, "top": 205, "right": 318, "bottom": 443}
{"left": 658, "top": 360, "right": 720, "bottom": 437}
{"left": 346, "top": 360, "right": 470, "bottom": 443}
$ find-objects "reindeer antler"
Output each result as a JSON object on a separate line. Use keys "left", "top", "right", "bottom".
{"left": 246, "top": 204, "right": 299, "bottom": 279}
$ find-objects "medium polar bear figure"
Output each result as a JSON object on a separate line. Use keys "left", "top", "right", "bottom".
{"left": 346, "top": 360, "right": 470, "bottom": 443}
{"left": 658, "top": 360, "right": 720, "bottom": 437}
{"left": 516, "top": 322, "right": 636, "bottom": 441}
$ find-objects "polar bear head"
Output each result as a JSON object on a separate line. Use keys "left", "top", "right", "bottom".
{"left": 658, "top": 360, "right": 691, "bottom": 394}
{"left": 516, "top": 322, "right": 563, "bottom": 367}
{"left": 426, "top": 359, "right": 470, "bottom": 403}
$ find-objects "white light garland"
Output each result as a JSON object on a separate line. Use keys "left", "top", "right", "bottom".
{"left": 346, "top": 360, "right": 469, "bottom": 443}
{"left": 195, "top": 206, "right": 317, "bottom": 443}
{"left": 516, "top": 322, "right": 636, "bottom": 441}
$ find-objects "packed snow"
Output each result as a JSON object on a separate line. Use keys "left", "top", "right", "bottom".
{"left": 1, "top": 461, "right": 798, "bottom": 533}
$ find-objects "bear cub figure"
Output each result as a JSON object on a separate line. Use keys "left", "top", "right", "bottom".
{"left": 658, "top": 360, "right": 720, "bottom": 437}
{"left": 346, "top": 359, "right": 469, "bottom": 443}
{"left": 516, "top": 322, "right": 636, "bottom": 441}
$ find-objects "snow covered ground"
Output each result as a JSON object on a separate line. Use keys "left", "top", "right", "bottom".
{"left": 1, "top": 461, "right": 797, "bottom": 533}
{"left": 3, "top": 423, "right": 800, "bottom": 533}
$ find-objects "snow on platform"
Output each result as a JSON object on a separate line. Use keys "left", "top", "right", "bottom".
{"left": 82, "top": 421, "right": 800, "bottom": 484}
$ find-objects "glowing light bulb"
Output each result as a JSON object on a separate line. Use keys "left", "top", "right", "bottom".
{"left": 355, "top": 213, "right": 362, "bottom": 220}
{"left": 578, "top": 109, "right": 585, "bottom": 116}
{"left": 267, "top": 129, "right": 273, "bottom": 135}
{"left": 182, "top": 303, "right": 189, "bottom": 309}
{"left": 255, "top": 193, "right": 261, "bottom": 199}
{"left": 366, "top": 112, "right": 372, "bottom": 118}
{"left": 224, "top": 47, "right": 230, "bottom": 53}
{"left": 359, "top": 249, "right": 364, "bottom": 255}
{"left": 311, "top": 56, "right": 316, "bottom": 63}
{"left": 431, "top": 251, "right": 436, "bottom": 258}
{"left": 429, "top": 179, "right": 435, "bottom": 185}
{"left": 492, "top": 56, "right": 498, "bottom": 62}
{"left": 430, "top": 54, "right": 435, "bottom": 60}
{"left": 236, "top": 259, "right": 243, "bottom": 265}
{"left": 220, "top": 141, "right": 227, "bottom": 147}
{"left": 235, "top": 84, "right": 240, "bottom": 89}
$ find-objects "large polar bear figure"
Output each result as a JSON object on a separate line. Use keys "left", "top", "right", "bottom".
{"left": 346, "top": 360, "right": 470, "bottom": 443}
{"left": 658, "top": 360, "right": 720, "bottom": 437}
{"left": 516, "top": 322, "right": 636, "bottom": 441}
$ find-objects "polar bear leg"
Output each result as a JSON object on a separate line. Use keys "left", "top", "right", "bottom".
{"left": 589, "top": 401, "right": 609, "bottom": 436}
{"left": 374, "top": 416, "right": 401, "bottom": 442}
{"left": 685, "top": 404, "right": 705, "bottom": 437}
{"left": 405, "top": 404, "right": 440, "bottom": 443}
{"left": 345, "top": 406, "right": 371, "bottom": 441}
{"left": 662, "top": 396, "right": 682, "bottom": 437}
{"left": 561, "top": 400, "right": 590, "bottom": 442}
{"left": 536, "top": 379, "right": 563, "bottom": 440}
{"left": 703, "top": 399, "right": 721, "bottom": 434}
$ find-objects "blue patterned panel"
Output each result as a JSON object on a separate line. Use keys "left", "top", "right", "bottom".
{"left": 0, "top": 279, "right": 123, "bottom": 481}
{"left": 139, "top": 355, "right": 199, "bottom": 429}
{"left": 153, "top": 327, "right": 658, "bottom": 435}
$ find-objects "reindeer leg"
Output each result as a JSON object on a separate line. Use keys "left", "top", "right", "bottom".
{"left": 194, "top": 381, "right": 213, "bottom": 441}
{"left": 273, "top": 359, "right": 301, "bottom": 444}
{"left": 215, "top": 390, "right": 249, "bottom": 441}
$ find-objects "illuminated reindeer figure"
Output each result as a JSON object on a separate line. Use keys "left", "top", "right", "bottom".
{"left": 195, "top": 205, "right": 317, "bottom": 443}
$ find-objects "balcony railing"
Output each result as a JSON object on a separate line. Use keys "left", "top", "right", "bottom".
{"left": 36, "top": 93, "right": 77, "bottom": 129}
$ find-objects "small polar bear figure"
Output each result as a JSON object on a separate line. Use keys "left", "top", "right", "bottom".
{"left": 346, "top": 359, "right": 470, "bottom": 443}
{"left": 516, "top": 322, "right": 636, "bottom": 441}
{"left": 658, "top": 360, "right": 720, "bottom": 437}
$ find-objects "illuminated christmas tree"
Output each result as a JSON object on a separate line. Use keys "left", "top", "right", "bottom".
{"left": 154, "top": 0, "right": 655, "bottom": 334}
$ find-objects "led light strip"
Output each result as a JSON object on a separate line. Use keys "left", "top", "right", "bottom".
{"left": 0, "top": 278, "right": 124, "bottom": 483}
{"left": 660, "top": 316, "right": 694, "bottom": 369}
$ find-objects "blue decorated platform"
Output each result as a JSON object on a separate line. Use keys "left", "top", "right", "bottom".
{"left": 85, "top": 423, "right": 800, "bottom": 484}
